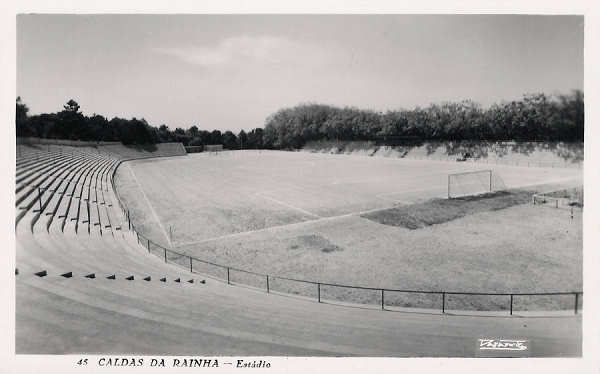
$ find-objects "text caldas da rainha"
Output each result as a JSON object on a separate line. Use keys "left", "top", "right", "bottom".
{"left": 79, "top": 357, "right": 271, "bottom": 368}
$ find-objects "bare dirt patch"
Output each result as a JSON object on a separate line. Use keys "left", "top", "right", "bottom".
{"left": 289, "top": 234, "right": 343, "bottom": 253}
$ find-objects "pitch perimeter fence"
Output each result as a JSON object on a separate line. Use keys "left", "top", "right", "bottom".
{"left": 110, "top": 159, "right": 583, "bottom": 316}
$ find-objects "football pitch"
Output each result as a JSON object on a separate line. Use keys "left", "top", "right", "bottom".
{"left": 115, "top": 150, "right": 582, "bottom": 311}
{"left": 116, "top": 150, "right": 580, "bottom": 245}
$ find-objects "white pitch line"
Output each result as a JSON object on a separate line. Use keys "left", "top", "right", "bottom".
{"left": 172, "top": 204, "right": 395, "bottom": 247}
{"left": 255, "top": 192, "right": 321, "bottom": 219}
{"left": 171, "top": 170, "right": 580, "bottom": 248}
{"left": 127, "top": 164, "right": 172, "bottom": 247}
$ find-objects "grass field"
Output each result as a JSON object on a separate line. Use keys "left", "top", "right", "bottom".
{"left": 115, "top": 150, "right": 582, "bottom": 311}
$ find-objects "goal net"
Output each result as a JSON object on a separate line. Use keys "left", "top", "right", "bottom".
{"left": 447, "top": 170, "right": 505, "bottom": 198}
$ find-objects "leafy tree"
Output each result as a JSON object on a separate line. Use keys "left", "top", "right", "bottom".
{"left": 247, "top": 128, "right": 264, "bottom": 149}
{"left": 210, "top": 130, "right": 223, "bottom": 145}
{"left": 222, "top": 131, "right": 238, "bottom": 149}
{"left": 198, "top": 130, "right": 212, "bottom": 145}
{"left": 187, "top": 125, "right": 199, "bottom": 138}
{"left": 14, "top": 91, "right": 584, "bottom": 148}
{"left": 63, "top": 99, "right": 80, "bottom": 113}
{"left": 238, "top": 130, "right": 247, "bottom": 149}
{"left": 16, "top": 97, "right": 31, "bottom": 137}
{"left": 56, "top": 99, "right": 85, "bottom": 139}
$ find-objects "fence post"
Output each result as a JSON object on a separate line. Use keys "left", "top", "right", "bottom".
{"left": 266, "top": 275, "right": 270, "bottom": 293}
{"left": 381, "top": 289, "right": 385, "bottom": 310}
{"left": 227, "top": 268, "right": 230, "bottom": 284}
{"left": 574, "top": 293, "right": 579, "bottom": 315}
{"left": 571, "top": 206, "right": 574, "bottom": 221}
{"left": 164, "top": 248, "right": 167, "bottom": 263}
{"left": 189, "top": 256, "right": 193, "bottom": 272}
{"left": 318, "top": 283, "right": 321, "bottom": 303}
{"left": 442, "top": 292, "right": 446, "bottom": 314}
{"left": 127, "top": 210, "right": 130, "bottom": 230}
{"left": 136, "top": 232, "right": 139, "bottom": 244}
{"left": 510, "top": 294, "right": 513, "bottom": 315}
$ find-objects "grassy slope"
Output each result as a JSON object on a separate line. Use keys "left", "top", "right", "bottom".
{"left": 303, "top": 140, "right": 584, "bottom": 167}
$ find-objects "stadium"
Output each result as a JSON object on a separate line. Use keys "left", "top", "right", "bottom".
{"left": 14, "top": 139, "right": 582, "bottom": 356}
{"left": 13, "top": 13, "right": 586, "bottom": 361}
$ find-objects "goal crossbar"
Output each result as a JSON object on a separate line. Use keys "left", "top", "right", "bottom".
{"left": 448, "top": 169, "right": 493, "bottom": 177}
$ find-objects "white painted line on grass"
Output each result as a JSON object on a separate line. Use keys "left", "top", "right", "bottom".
{"left": 127, "top": 164, "right": 172, "bottom": 247}
{"left": 255, "top": 192, "right": 321, "bottom": 219}
{"left": 173, "top": 204, "right": 395, "bottom": 247}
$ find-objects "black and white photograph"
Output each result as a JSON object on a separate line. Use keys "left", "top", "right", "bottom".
{"left": 3, "top": 2, "right": 600, "bottom": 373}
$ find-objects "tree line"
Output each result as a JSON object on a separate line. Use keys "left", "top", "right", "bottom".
{"left": 263, "top": 91, "right": 583, "bottom": 149}
{"left": 16, "top": 90, "right": 583, "bottom": 149}
{"left": 15, "top": 98, "right": 265, "bottom": 149}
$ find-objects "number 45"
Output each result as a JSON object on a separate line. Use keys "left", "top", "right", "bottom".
{"left": 77, "top": 359, "right": 88, "bottom": 366}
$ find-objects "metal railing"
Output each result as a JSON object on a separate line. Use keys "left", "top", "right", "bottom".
{"left": 109, "top": 158, "right": 583, "bottom": 316}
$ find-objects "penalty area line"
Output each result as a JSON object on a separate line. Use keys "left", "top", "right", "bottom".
{"left": 172, "top": 205, "right": 395, "bottom": 247}
{"left": 254, "top": 192, "right": 321, "bottom": 219}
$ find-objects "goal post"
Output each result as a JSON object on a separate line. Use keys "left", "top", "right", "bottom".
{"left": 448, "top": 169, "right": 498, "bottom": 199}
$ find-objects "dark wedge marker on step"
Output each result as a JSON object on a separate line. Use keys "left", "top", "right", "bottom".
{"left": 15, "top": 268, "right": 18, "bottom": 275}
{"left": 160, "top": 277, "right": 166, "bottom": 282}
{"left": 144, "top": 276, "right": 151, "bottom": 281}
{"left": 35, "top": 270, "right": 47, "bottom": 277}
{"left": 200, "top": 280, "right": 206, "bottom": 284}
{"left": 126, "top": 275, "right": 134, "bottom": 281}
{"left": 174, "top": 278, "right": 181, "bottom": 283}
{"left": 61, "top": 272, "right": 73, "bottom": 278}
{"left": 85, "top": 273, "right": 96, "bottom": 279}
{"left": 187, "top": 279, "right": 194, "bottom": 284}
{"left": 106, "top": 274, "right": 116, "bottom": 280}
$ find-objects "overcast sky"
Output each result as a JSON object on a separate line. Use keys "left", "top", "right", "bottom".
{"left": 17, "top": 15, "right": 583, "bottom": 132}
